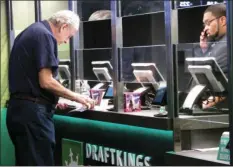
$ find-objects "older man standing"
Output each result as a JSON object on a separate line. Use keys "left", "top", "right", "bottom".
{"left": 7, "top": 10, "right": 95, "bottom": 166}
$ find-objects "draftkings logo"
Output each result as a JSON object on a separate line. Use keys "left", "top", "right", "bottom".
{"left": 62, "top": 138, "right": 151, "bottom": 166}
{"left": 62, "top": 139, "right": 84, "bottom": 166}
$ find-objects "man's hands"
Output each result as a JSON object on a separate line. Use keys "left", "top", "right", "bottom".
{"left": 56, "top": 103, "right": 68, "bottom": 110}
{"left": 39, "top": 68, "right": 96, "bottom": 110}
{"left": 56, "top": 93, "right": 95, "bottom": 110}
{"left": 202, "top": 96, "right": 226, "bottom": 109}
{"left": 200, "top": 30, "right": 208, "bottom": 50}
{"left": 74, "top": 94, "right": 95, "bottom": 109}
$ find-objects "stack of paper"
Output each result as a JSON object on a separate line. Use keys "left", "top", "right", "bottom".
{"left": 58, "top": 98, "right": 87, "bottom": 112}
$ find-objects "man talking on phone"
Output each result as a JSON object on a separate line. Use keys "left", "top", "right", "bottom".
{"left": 194, "top": 4, "right": 227, "bottom": 109}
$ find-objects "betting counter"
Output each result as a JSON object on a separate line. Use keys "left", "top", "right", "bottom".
{"left": 163, "top": 47, "right": 231, "bottom": 165}
{"left": 54, "top": 107, "right": 173, "bottom": 166}
{"left": 54, "top": 60, "right": 175, "bottom": 165}
{"left": 54, "top": 56, "right": 230, "bottom": 166}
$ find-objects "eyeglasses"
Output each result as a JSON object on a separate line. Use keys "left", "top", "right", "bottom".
{"left": 203, "top": 17, "right": 220, "bottom": 27}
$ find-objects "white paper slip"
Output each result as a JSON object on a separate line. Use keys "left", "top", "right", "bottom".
{"left": 58, "top": 98, "right": 87, "bottom": 112}
{"left": 195, "top": 147, "right": 219, "bottom": 152}
{"left": 94, "top": 106, "right": 108, "bottom": 111}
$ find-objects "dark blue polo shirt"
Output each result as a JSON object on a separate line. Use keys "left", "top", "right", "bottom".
{"left": 8, "top": 20, "right": 59, "bottom": 104}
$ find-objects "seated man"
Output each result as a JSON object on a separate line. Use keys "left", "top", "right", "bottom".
{"left": 194, "top": 4, "right": 227, "bottom": 72}
{"left": 193, "top": 4, "right": 227, "bottom": 109}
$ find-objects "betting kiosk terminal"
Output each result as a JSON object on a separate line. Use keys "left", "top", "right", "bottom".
{"left": 91, "top": 61, "right": 114, "bottom": 110}
{"left": 58, "top": 65, "right": 71, "bottom": 89}
{"left": 131, "top": 63, "right": 167, "bottom": 108}
{"left": 92, "top": 61, "right": 113, "bottom": 80}
{"left": 181, "top": 57, "right": 228, "bottom": 114}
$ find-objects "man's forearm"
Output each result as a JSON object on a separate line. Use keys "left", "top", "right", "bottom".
{"left": 193, "top": 43, "right": 211, "bottom": 57}
{"left": 43, "top": 78, "right": 78, "bottom": 101}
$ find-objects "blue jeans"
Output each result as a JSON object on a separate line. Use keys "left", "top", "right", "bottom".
{"left": 6, "top": 98, "right": 56, "bottom": 166}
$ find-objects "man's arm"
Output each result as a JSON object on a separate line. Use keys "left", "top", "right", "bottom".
{"left": 193, "top": 29, "right": 213, "bottom": 57}
{"left": 210, "top": 41, "right": 228, "bottom": 73}
{"left": 202, "top": 96, "right": 226, "bottom": 109}
{"left": 39, "top": 68, "right": 94, "bottom": 108}
{"left": 199, "top": 41, "right": 228, "bottom": 109}
{"left": 193, "top": 42, "right": 211, "bottom": 57}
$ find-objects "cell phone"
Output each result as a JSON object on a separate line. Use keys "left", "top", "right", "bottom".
{"left": 203, "top": 29, "right": 213, "bottom": 42}
{"left": 67, "top": 105, "right": 76, "bottom": 109}
{"left": 203, "top": 29, "right": 208, "bottom": 38}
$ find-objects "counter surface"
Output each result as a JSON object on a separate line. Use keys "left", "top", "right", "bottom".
{"left": 165, "top": 150, "right": 230, "bottom": 166}
{"left": 178, "top": 114, "right": 229, "bottom": 130}
{"left": 55, "top": 109, "right": 172, "bottom": 130}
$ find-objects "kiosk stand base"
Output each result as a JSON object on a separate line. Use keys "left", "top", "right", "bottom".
{"left": 181, "top": 84, "right": 206, "bottom": 114}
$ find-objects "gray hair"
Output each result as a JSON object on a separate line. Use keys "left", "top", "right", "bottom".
{"left": 88, "top": 10, "right": 111, "bottom": 21}
{"left": 48, "top": 10, "right": 80, "bottom": 30}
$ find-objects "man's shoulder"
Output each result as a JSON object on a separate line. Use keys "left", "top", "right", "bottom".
{"left": 28, "top": 21, "right": 52, "bottom": 37}
{"left": 217, "top": 34, "right": 227, "bottom": 42}
{"left": 27, "top": 21, "right": 56, "bottom": 45}
{"left": 15, "top": 22, "right": 51, "bottom": 42}
{"left": 214, "top": 35, "right": 227, "bottom": 48}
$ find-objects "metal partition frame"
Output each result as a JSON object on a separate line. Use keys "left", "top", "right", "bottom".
{"left": 111, "top": 0, "right": 124, "bottom": 112}
{"left": 226, "top": 1, "right": 233, "bottom": 165}
{"left": 73, "top": 1, "right": 84, "bottom": 87}
{"left": 34, "top": 0, "right": 41, "bottom": 22}
{"left": 68, "top": 0, "right": 76, "bottom": 91}
{"left": 164, "top": 1, "right": 179, "bottom": 152}
{"left": 164, "top": 1, "right": 178, "bottom": 120}
{"left": 5, "top": 0, "right": 14, "bottom": 51}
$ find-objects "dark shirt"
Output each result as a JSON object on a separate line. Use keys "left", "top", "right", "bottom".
{"left": 193, "top": 34, "right": 227, "bottom": 73}
{"left": 188, "top": 34, "right": 227, "bottom": 90}
{"left": 8, "top": 20, "right": 59, "bottom": 104}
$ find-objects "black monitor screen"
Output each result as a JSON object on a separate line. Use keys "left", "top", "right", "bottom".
{"left": 187, "top": 58, "right": 217, "bottom": 72}
{"left": 104, "top": 86, "right": 113, "bottom": 98}
{"left": 133, "top": 64, "right": 163, "bottom": 82}
{"left": 196, "top": 73, "right": 213, "bottom": 90}
{"left": 60, "top": 71, "right": 69, "bottom": 80}
{"left": 137, "top": 74, "right": 156, "bottom": 91}
{"left": 186, "top": 57, "right": 228, "bottom": 91}
{"left": 138, "top": 76, "right": 150, "bottom": 83}
{"left": 152, "top": 87, "right": 166, "bottom": 104}
{"left": 97, "top": 73, "right": 107, "bottom": 81}
{"left": 92, "top": 61, "right": 113, "bottom": 78}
